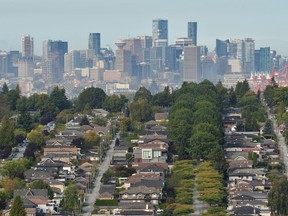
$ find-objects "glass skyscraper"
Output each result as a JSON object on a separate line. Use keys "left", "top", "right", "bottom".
{"left": 259, "top": 47, "right": 271, "bottom": 73}
{"left": 152, "top": 19, "right": 168, "bottom": 45}
{"left": 216, "top": 39, "right": 228, "bottom": 57}
{"left": 42, "top": 40, "right": 68, "bottom": 83}
{"left": 88, "top": 33, "right": 101, "bottom": 55}
{"left": 187, "top": 22, "right": 197, "bottom": 46}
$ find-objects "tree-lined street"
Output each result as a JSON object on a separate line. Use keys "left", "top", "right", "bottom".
{"left": 82, "top": 133, "right": 118, "bottom": 216}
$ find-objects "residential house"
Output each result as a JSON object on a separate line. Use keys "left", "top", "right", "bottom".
{"left": 13, "top": 189, "right": 54, "bottom": 215}
{"left": 40, "top": 153, "right": 72, "bottom": 164}
{"left": 119, "top": 185, "right": 162, "bottom": 205}
{"left": 92, "top": 109, "right": 109, "bottom": 117}
{"left": 55, "top": 129, "right": 84, "bottom": 139}
{"left": 43, "top": 146, "right": 79, "bottom": 158}
{"left": 115, "top": 202, "right": 155, "bottom": 216}
{"left": 98, "top": 184, "right": 115, "bottom": 200}
{"left": 123, "top": 173, "right": 163, "bottom": 189}
{"left": 229, "top": 172, "right": 255, "bottom": 182}
{"left": 231, "top": 169, "right": 266, "bottom": 180}
{"left": 133, "top": 143, "right": 168, "bottom": 164}
{"left": 154, "top": 113, "right": 168, "bottom": 122}
{"left": 90, "top": 124, "right": 110, "bottom": 136}
{"left": 134, "top": 163, "right": 169, "bottom": 177}
{"left": 112, "top": 145, "right": 129, "bottom": 165}
{"left": 231, "top": 206, "right": 261, "bottom": 216}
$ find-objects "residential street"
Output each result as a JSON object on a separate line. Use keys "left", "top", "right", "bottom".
{"left": 263, "top": 94, "right": 288, "bottom": 176}
{"left": 191, "top": 185, "right": 208, "bottom": 216}
{"left": 269, "top": 112, "right": 288, "bottom": 176}
{"left": 82, "top": 133, "right": 118, "bottom": 216}
{"left": 12, "top": 144, "right": 26, "bottom": 160}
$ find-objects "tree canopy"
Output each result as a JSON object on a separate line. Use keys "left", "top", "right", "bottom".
{"left": 102, "top": 94, "right": 128, "bottom": 113}
{"left": 49, "top": 86, "right": 72, "bottom": 111}
{"left": 76, "top": 87, "right": 106, "bottom": 111}
{"left": 268, "top": 177, "right": 288, "bottom": 215}
{"left": 134, "top": 86, "right": 152, "bottom": 102}
{"left": 62, "top": 184, "right": 79, "bottom": 213}
{"left": 0, "top": 115, "right": 15, "bottom": 147}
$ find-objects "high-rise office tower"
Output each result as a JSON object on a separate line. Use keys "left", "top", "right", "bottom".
{"left": 228, "top": 42, "right": 237, "bottom": 58}
{"left": 7, "top": 51, "right": 20, "bottom": 75}
{"left": 42, "top": 40, "right": 68, "bottom": 83}
{"left": 229, "top": 38, "right": 255, "bottom": 76}
{"left": 88, "top": 33, "right": 101, "bottom": 55}
{"left": 152, "top": 19, "right": 168, "bottom": 46}
{"left": 187, "top": 22, "right": 197, "bottom": 45}
{"left": 183, "top": 45, "right": 202, "bottom": 83}
{"left": 0, "top": 52, "right": 8, "bottom": 78}
{"left": 138, "top": 36, "right": 153, "bottom": 49}
{"left": 243, "top": 38, "right": 255, "bottom": 76}
{"left": 216, "top": 39, "right": 228, "bottom": 57}
{"left": 259, "top": 47, "right": 271, "bottom": 73}
{"left": 123, "top": 38, "right": 143, "bottom": 62}
{"left": 199, "top": 46, "right": 208, "bottom": 56}
{"left": 18, "top": 57, "right": 34, "bottom": 78}
{"left": 22, "top": 35, "right": 34, "bottom": 57}
{"left": 115, "top": 40, "right": 132, "bottom": 74}
{"left": 254, "top": 50, "right": 260, "bottom": 72}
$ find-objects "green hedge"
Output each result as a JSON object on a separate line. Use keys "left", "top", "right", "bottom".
{"left": 95, "top": 199, "right": 118, "bottom": 206}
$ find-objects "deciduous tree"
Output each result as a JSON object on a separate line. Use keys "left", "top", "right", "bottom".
{"left": 83, "top": 130, "right": 101, "bottom": 149}
{"left": 1, "top": 159, "right": 27, "bottom": 179}
{"left": 27, "top": 129, "right": 45, "bottom": 146}
{"left": 76, "top": 87, "right": 106, "bottom": 111}
{"left": 62, "top": 184, "right": 79, "bottom": 214}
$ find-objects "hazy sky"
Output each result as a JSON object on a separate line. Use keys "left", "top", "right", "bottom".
{"left": 0, "top": 0, "right": 287, "bottom": 55}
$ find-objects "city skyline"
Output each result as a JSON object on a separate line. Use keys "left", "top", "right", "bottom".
{"left": 0, "top": 0, "right": 287, "bottom": 55}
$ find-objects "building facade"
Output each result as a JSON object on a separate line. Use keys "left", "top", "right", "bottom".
{"left": 88, "top": 33, "right": 101, "bottom": 55}
{"left": 183, "top": 45, "right": 202, "bottom": 83}
{"left": 115, "top": 41, "right": 132, "bottom": 74}
{"left": 152, "top": 19, "right": 168, "bottom": 46}
{"left": 259, "top": 47, "right": 271, "bottom": 73}
{"left": 187, "top": 22, "right": 197, "bottom": 46}
{"left": 42, "top": 40, "right": 68, "bottom": 83}
{"left": 216, "top": 39, "right": 228, "bottom": 57}
{"left": 22, "top": 35, "right": 34, "bottom": 57}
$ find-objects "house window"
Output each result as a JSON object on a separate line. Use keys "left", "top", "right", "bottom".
{"left": 153, "top": 151, "right": 161, "bottom": 158}
{"left": 143, "top": 150, "right": 152, "bottom": 159}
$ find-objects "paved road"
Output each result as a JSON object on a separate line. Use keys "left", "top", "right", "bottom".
{"left": 82, "top": 133, "right": 118, "bottom": 216}
{"left": 269, "top": 113, "right": 288, "bottom": 176}
{"left": 190, "top": 185, "right": 208, "bottom": 216}
{"left": 263, "top": 95, "right": 288, "bottom": 176}
{"left": 13, "top": 144, "right": 27, "bottom": 160}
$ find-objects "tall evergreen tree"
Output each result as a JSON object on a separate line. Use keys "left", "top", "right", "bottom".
{"left": 2, "top": 82, "right": 9, "bottom": 94}
{"left": 50, "top": 86, "right": 71, "bottom": 111}
{"left": 10, "top": 195, "right": 26, "bottom": 216}
{"left": 134, "top": 86, "right": 152, "bottom": 102}
{"left": 269, "top": 177, "right": 288, "bottom": 215}
{"left": 17, "top": 111, "right": 33, "bottom": 132}
{"left": 0, "top": 115, "right": 15, "bottom": 147}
